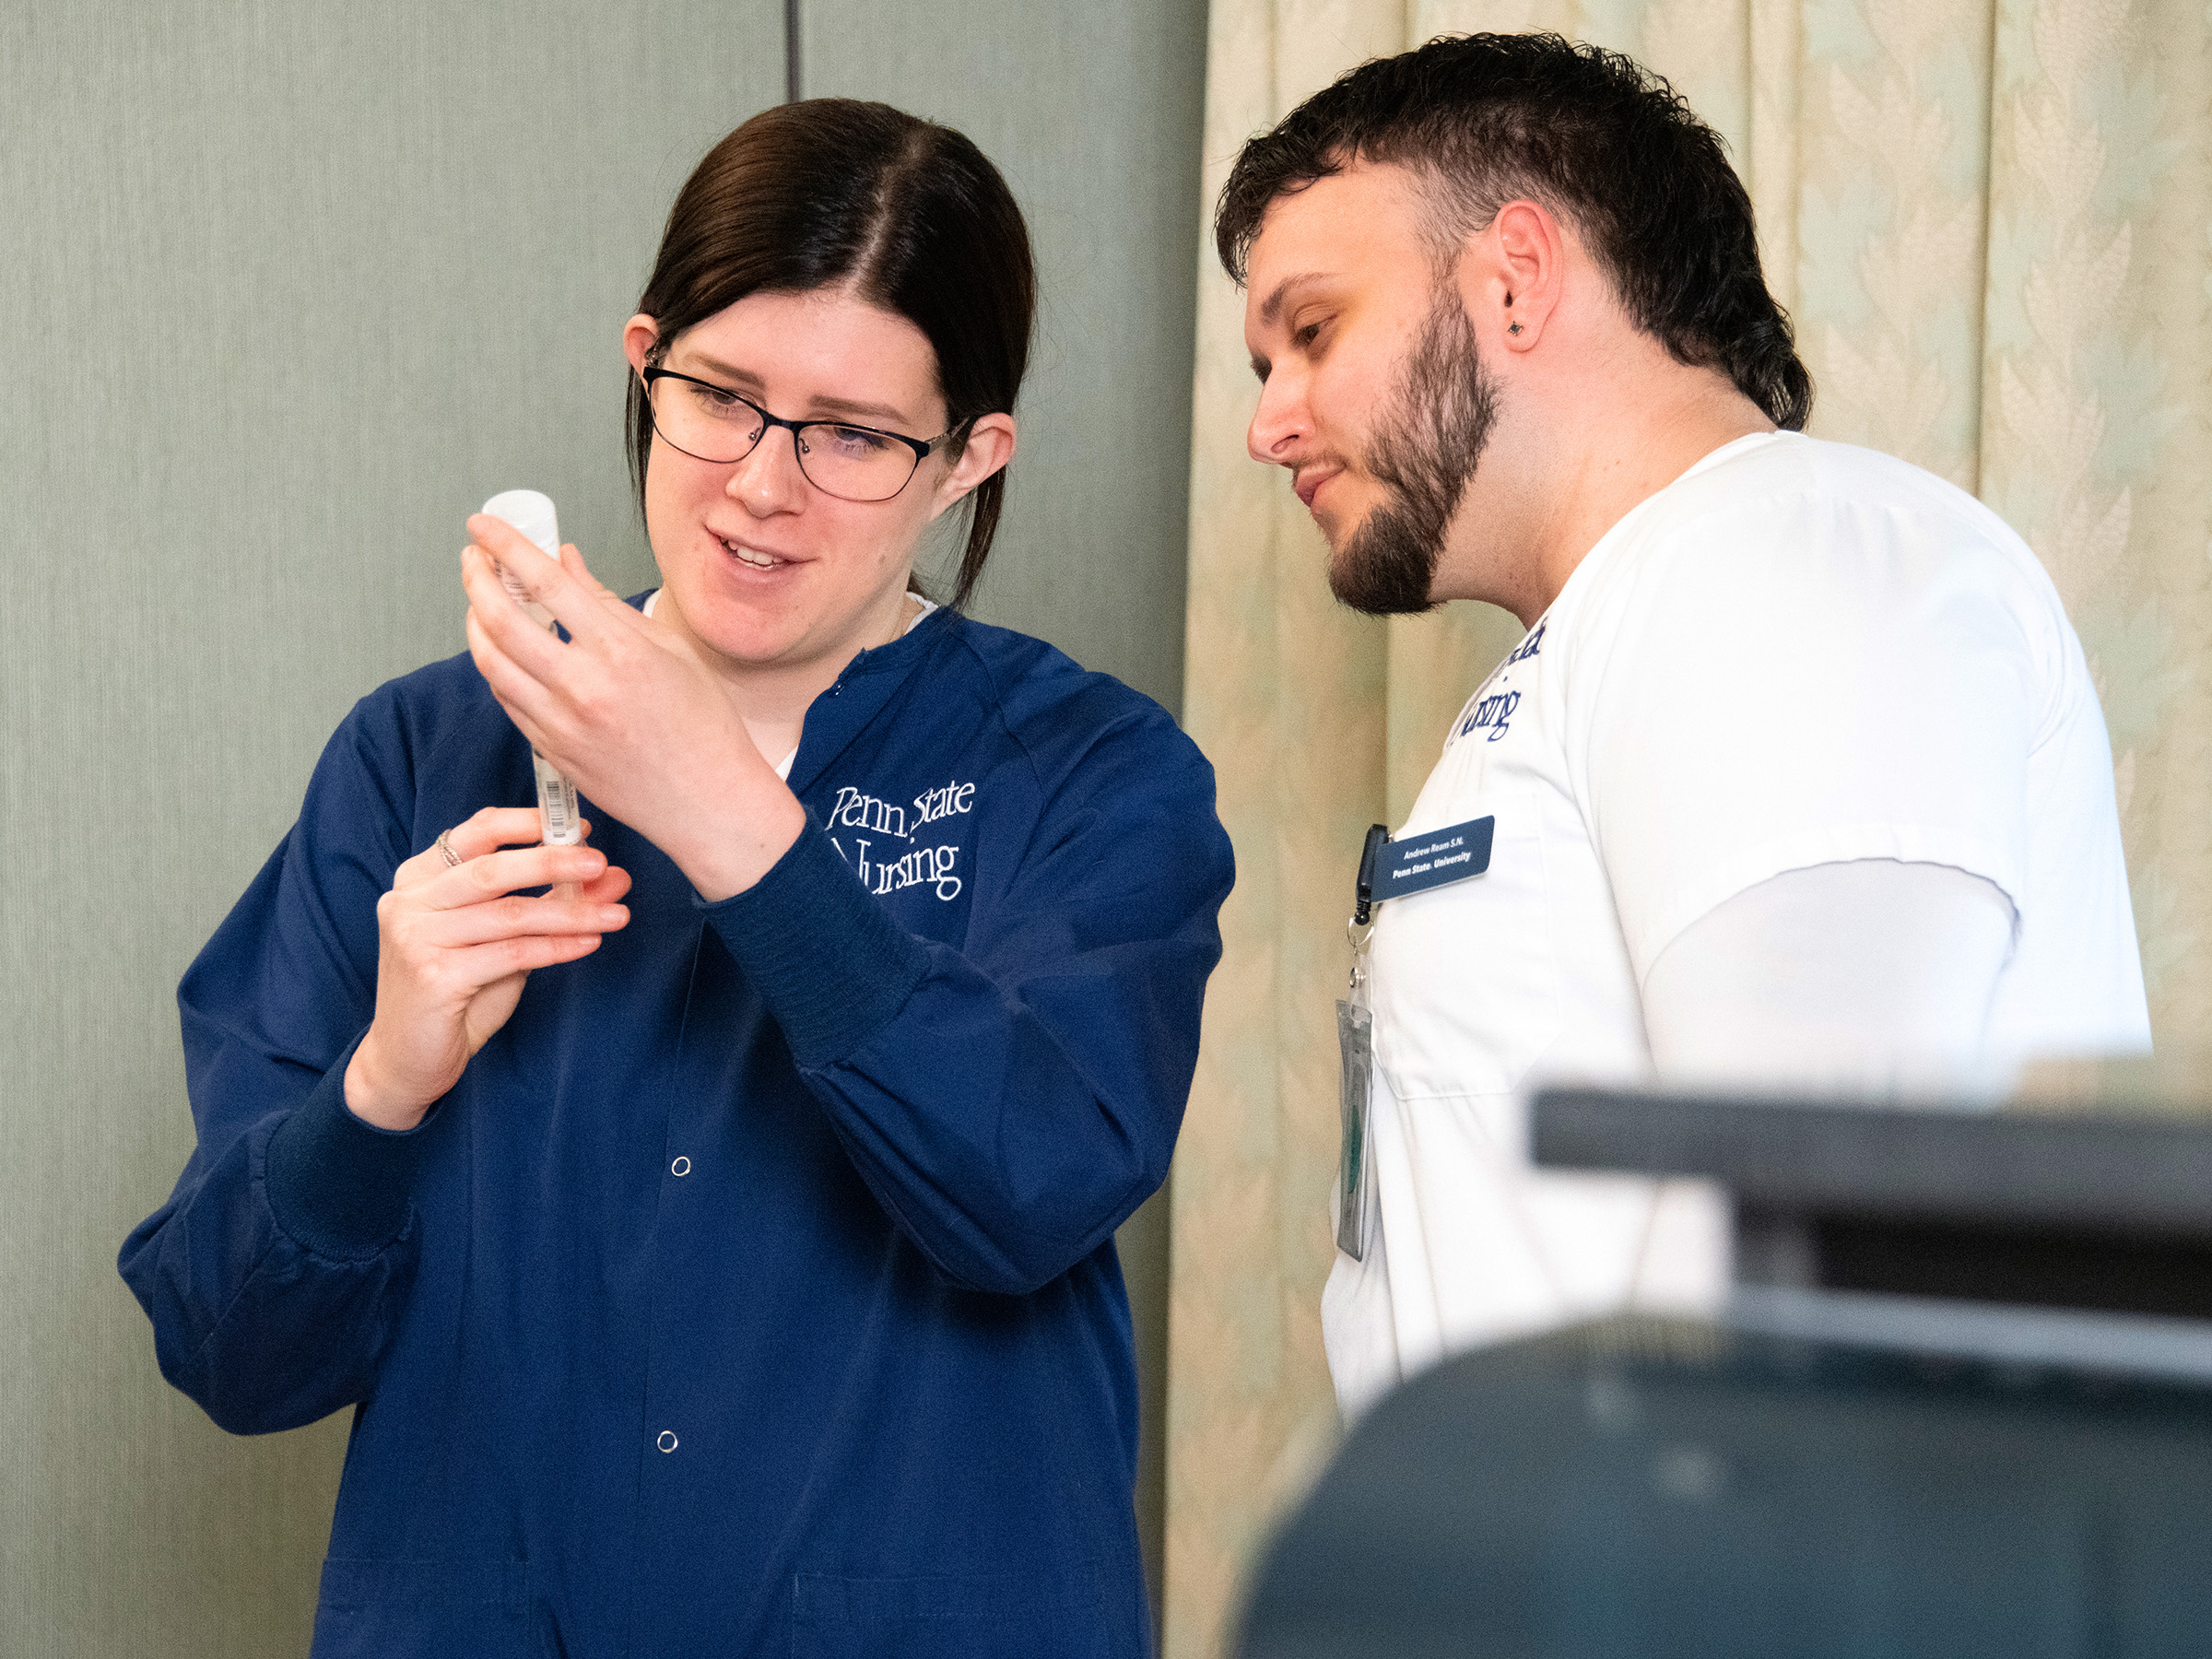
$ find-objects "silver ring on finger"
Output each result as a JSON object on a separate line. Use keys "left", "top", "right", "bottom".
{"left": 436, "top": 828, "right": 462, "bottom": 867}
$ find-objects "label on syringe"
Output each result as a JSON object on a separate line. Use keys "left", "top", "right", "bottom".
{"left": 481, "top": 489, "right": 582, "bottom": 847}
{"left": 497, "top": 562, "right": 559, "bottom": 631}
{"left": 533, "top": 749, "right": 581, "bottom": 844}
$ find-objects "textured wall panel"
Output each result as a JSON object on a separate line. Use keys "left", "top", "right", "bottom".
{"left": 0, "top": 6, "right": 781, "bottom": 1653}
{"left": 800, "top": 3, "right": 1208, "bottom": 718}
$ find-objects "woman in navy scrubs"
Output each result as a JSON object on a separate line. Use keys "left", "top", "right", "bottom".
{"left": 124, "top": 100, "right": 1231, "bottom": 1659}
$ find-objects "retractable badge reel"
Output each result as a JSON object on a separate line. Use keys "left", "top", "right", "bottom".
{"left": 1335, "top": 814, "right": 1499, "bottom": 1262}
{"left": 1335, "top": 825, "right": 1388, "bottom": 1261}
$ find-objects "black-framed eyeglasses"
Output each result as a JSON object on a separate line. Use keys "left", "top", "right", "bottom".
{"left": 641, "top": 368, "right": 949, "bottom": 503}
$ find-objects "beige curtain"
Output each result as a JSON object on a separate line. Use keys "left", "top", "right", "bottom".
{"left": 1165, "top": 0, "right": 2212, "bottom": 1653}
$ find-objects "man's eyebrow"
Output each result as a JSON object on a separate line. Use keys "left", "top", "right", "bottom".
{"left": 1258, "top": 271, "right": 1335, "bottom": 327}
{"left": 682, "top": 352, "right": 915, "bottom": 428}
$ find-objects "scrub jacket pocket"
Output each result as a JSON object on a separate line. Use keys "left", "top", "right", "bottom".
{"left": 793, "top": 1565, "right": 1111, "bottom": 1659}
{"left": 312, "top": 1559, "right": 543, "bottom": 1659}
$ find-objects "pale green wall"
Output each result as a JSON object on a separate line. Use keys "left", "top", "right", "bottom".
{"left": 0, "top": 6, "right": 780, "bottom": 1653}
{"left": 802, "top": 2, "right": 1207, "bottom": 715}
{"left": 1, "top": 3, "right": 1206, "bottom": 1654}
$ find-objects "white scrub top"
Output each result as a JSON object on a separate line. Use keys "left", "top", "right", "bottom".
{"left": 1324, "top": 431, "right": 2150, "bottom": 1418}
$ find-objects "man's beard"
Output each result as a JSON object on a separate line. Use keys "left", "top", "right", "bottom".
{"left": 1327, "top": 289, "right": 1499, "bottom": 617}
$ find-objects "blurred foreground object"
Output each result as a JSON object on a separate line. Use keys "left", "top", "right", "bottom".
{"left": 1239, "top": 1080, "right": 2212, "bottom": 1658}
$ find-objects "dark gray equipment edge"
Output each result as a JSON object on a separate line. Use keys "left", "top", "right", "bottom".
{"left": 1532, "top": 1088, "right": 2212, "bottom": 1236}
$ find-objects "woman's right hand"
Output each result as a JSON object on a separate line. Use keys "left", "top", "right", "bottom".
{"left": 343, "top": 806, "right": 631, "bottom": 1131}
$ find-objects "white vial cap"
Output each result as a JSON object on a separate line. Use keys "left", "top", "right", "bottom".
{"left": 481, "top": 489, "right": 559, "bottom": 556}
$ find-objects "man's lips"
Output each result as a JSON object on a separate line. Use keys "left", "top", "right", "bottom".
{"left": 1294, "top": 467, "right": 1340, "bottom": 511}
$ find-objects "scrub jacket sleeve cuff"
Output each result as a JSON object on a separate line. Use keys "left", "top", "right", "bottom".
{"left": 263, "top": 1031, "right": 427, "bottom": 1260}
{"left": 696, "top": 820, "right": 930, "bottom": 1070}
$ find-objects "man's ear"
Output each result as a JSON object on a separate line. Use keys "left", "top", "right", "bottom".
{"left": 930, "top": 412, "right": 1018, "bottom": 518}
{"left": 1457, "top": 199, "right": 1565, "bottom": 354}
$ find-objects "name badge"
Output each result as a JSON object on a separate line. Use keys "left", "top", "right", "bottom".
{"left": 1374, "top": 816, "right": 1494, "bottom": 899}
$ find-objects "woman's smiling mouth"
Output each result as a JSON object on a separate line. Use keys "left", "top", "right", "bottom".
{"left": 723, "top": 537, "right": 789, "bottom": 569}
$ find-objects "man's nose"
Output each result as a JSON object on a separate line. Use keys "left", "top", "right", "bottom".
{"left": 1246, "top": 371, "right": 1307, "bottom": 467}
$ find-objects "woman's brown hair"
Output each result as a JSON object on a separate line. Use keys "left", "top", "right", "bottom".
{"left": 628, "top": 100, "right": 1036, "bottom": 610}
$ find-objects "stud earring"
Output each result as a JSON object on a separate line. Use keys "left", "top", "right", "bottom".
{"left": 1508, "top": 322, "right": 1524, "bottom": 335}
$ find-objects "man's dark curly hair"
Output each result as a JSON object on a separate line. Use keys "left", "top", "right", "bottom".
{"left": 1216, "top": 32, "right": 1812, "bottom": 431}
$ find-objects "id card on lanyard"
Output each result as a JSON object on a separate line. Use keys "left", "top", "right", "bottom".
{"left": 1335, "top": 815, "right": 1497, "bottom": 1261}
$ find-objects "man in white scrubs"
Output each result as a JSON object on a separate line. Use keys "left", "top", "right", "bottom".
{"left": 1218, "top": 33, "right": 2150, "bottom": 1417}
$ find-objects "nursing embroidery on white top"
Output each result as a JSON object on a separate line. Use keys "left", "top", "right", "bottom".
{"left": 1447, "top": 620, "right": 1544, "bottom": 753}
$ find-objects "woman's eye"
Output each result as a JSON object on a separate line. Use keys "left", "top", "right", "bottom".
{"left": 695, "top": 388, "right": 747, "bottom": 418}
{"left": 824, "top": 425, "right": 891, "bottom": 454}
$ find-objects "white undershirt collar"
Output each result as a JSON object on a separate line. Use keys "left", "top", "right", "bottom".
{"left": 639, "top": 588, "right": 935, "bottom": 780}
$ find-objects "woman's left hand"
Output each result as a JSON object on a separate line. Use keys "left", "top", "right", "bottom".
{"left": 461, "top": 515, "right": 806, "bottom": 900}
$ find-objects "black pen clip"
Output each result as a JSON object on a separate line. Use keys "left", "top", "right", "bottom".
{"left": 1353, "top": 823, "right": 1388, "bottom": 927}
